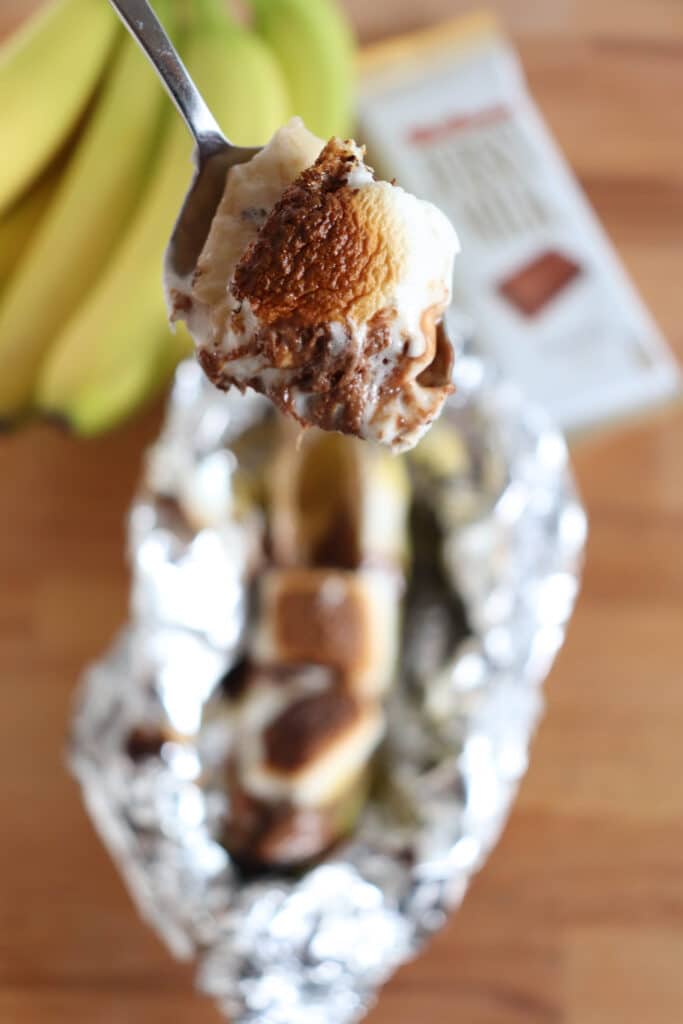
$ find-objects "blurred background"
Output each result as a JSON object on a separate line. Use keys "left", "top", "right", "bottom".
{"left": 0, "top": 1, "right": 682, "bottom": 1022}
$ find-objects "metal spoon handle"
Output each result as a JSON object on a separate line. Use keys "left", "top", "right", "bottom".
{"left": 107, "top": 0, "right": 227, "bottom": 152}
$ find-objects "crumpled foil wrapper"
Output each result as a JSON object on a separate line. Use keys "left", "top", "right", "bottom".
{"left": 70, "top": 347, "right": 587, "bottom": 1024}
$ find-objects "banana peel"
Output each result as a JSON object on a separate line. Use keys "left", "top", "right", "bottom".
{"left": 0, "top": 0, "right": 118, "bottom": 214}
{"left": 249, "top": 0, "right": 355, "bottom": 138}
{"left": 0, "top": 17, "right": 174, "bottom": 420}
{"left": 0, "top": 163, "right": 59, "bottom": 292}
{"left": 36, "top": 7, "right": 291, "bottom": 436}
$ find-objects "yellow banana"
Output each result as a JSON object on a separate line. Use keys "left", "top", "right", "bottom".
{"left": 0, "top": 165, "right": 58, "bottom": 291}
{"left": 248, "top": 0, "right": 355, "bottom": 138}
{"left": 148, "top": 320, "right": 194, "bottom": 403}
{"left": 0, "top": 14, "right": 175, "bottom": 421}
{"left": 36, "top": 5, "right": 290, "bottom": 435}
{"left": 0, "top": 0, "right": 118, "bottom": 214}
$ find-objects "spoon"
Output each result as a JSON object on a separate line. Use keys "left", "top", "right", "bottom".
{"left": 107, "top": 0, "right": 260, "bottom": 279}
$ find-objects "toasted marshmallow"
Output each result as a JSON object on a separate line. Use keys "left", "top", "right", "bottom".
{"left": 252, "top": 568, "right": 401, "bottom": 699}
{"left": 167, "top": 118, "right": 459, "bottom": 452}
{"left": 269, "top": 428, "right": 410, "bottom": 571}
{"left": 231, "top": 666, "right": 384, "bottom": 807}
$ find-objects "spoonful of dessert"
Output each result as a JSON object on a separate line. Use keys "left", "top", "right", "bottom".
{"left": 109, "top": 0, "right": 460, "bottom": 452}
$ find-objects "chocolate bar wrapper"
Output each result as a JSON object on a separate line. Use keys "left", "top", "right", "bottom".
{"left": 358, "top": 13, "right": 680, "bottom": 435}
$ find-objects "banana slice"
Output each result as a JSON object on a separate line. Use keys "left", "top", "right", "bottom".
{"left": 252, "top": 568, "right": 401, "bottom": 699}
{"left": 408, "top": 419, "right": 470, "bottom": 480}
{"left": 269, "top": 428, "right": 410, "bottom": 571}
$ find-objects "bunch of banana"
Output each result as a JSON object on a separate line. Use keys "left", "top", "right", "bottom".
{"left": 0, "top": 0, "right": 355, "bottom": 434}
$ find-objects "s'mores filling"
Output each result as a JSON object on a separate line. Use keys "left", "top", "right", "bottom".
{"left": 167, "top": 118, "right": 459, "bottom": 452}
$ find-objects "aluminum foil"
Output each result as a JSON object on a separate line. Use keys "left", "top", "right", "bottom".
{"left": 71, "top": 347, "right": 586, "bottom": 1024}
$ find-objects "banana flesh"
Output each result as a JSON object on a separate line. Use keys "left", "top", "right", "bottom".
{"left": 269, "top": 429, "right": 410, "bottom": 570}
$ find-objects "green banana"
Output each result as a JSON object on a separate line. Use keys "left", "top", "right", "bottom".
{"left": 158, "top": 320, "right": 194, "bottom": 378}
{"left": 0, "top": 164, "right": 59, "bottom": 291}
{"left": 0, "top": 0, "right": 118, "bottom": 214}
{"left": 36, "top": 3, "right": 290, "bottom": 435}
{"left": 189, "top": 0, "right": 294, "bottom": 148}
{"left": 0, "top": 15, "right": 175, "bottom": 420}
{"left": 143, "top": 320, "right": 194, "bottom": 410}
{"left": 248, "top": 0, "right": 355, "bottom": 138}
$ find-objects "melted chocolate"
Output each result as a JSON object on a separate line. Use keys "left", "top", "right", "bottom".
{"left": 417, "top": 321, "right": 455, "bottom": 388}
{"left": 125, "top": 725, "right": 168, "bottom": 761}
{"left": 264, "top": 688, "right": 358, "bottom": 772}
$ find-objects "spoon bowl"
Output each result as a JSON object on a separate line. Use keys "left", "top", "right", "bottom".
{"left": 107, "top": 0, "right": 261, "bottom": 279}
{"left": 167, "top": 140, "right": 260, "bottom": 280}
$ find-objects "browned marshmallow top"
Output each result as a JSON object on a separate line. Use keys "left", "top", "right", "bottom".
{"left": 232, "top": 139, "right": 403, "bottom": 328}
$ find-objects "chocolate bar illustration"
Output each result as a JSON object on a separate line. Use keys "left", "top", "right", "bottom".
{"left": 498, "top": 250, "right": 582, "bottom": 316}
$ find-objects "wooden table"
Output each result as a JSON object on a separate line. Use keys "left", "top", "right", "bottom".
{"left": 1, "top": 1, "right": 682, "bottom": 1021}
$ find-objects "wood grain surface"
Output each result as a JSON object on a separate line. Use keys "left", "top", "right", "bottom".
{"left": 1, "top": 1, "right": 682, "bottom": 1022}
